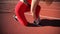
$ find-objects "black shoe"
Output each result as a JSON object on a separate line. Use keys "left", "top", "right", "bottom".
{"left": 27, "top": 22, "right": 41, "bottom": 27}
{"left": 13, "top": 15, "right": 18, "bottom": 21}
{"left": 34, "top": 19, "right": 41, "bottom": 26}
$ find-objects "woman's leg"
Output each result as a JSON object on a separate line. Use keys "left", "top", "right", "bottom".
{"left": 35, "top": 5, "right": 41, "bottom": 19}
{"left": 34, "top": 5, "right": 41, "bottom": 24}
{"left": 15, "top": 1, "right": 41, "bottom": 26}
{"left": 15, "top": 1, "right": 29, "bottom": 26}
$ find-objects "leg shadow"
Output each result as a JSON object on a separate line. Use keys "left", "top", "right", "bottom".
{"left": 39, "top": 19, "right": 60, "bottom": 27}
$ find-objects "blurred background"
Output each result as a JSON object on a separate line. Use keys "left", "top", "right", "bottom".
{"left": 0, "top": 0, "right": 60, "bottom": 34}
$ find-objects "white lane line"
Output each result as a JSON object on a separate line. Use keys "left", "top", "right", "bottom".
{"left": 24, "top": 13, "right": 60, "bottom": 20}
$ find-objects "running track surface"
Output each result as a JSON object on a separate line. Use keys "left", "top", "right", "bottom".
{"left": 0, "top": 1, "right": 60, "bottom": 34}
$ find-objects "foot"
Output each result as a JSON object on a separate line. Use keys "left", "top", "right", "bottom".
{"left": 34, "top": 19, "right": 41, "bottom": 25}
{"left": 27, "top": 22, "right": 41, "bottom": 27}
{"left": 13, "top": 15, "right": 18, "bottom": 21}
{"left": 27, "top": 22, "right": 40, "bottom": 27}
